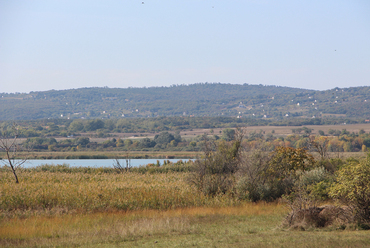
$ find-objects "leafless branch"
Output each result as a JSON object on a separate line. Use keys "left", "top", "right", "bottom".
{"left": 0, "top": 124, "right": 29, "bottom": 183}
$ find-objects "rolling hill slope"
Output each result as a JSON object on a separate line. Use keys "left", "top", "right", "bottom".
{"left": 1, "top": 83, "right": 369, "bottom": 120}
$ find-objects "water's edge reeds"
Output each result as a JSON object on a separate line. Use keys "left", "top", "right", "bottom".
{"left": 0, "top": 162, "right": 237, "bottom": 219}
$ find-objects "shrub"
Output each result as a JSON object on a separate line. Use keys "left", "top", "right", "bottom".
{"left": 329, "top": 158, "right": 370, "bottom": 225}
{"left": 236, "top": 146, "right": 317, "bottom": 202}
{"left": 188, "top": 129, "right": 244, "bottom": 196}
{"left": 236, "top": 147, "right": 271, "bottom": 201}
{"left": 258, "top": 146, "right": 316, "bottom": 202}
{"left": 282, "top": 167, "right": 345, "bottom": 230}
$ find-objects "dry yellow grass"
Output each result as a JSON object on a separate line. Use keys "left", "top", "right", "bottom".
{"left": 0, "top": 203, "right": 286, "bottom": 247}
{"left": 2, "top": 168, "right": 370, "bottom": 248}
{"left": 0, "top": 170, "right": 240, "bottom": 217}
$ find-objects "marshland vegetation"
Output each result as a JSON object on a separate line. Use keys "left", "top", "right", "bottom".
{"left": 2, "top": 129, "right": 370, "bottom": 247}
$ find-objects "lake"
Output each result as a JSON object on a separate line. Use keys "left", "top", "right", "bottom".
{"left": 6, "top": 159, "right": 194, "bottom": 168}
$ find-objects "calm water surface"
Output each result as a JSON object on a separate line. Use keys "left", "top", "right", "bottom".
{"left": 16, "top": 159, "right": 194, "bottom": 168}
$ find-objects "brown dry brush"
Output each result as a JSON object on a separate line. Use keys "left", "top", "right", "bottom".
{"left": 188, "top": 128, "right": 244, "bottom": 196}
{"left": 282, "top": 204, "right": 353, "bottom": 230}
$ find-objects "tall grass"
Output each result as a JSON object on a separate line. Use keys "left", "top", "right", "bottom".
{"left": 0, "top": 165, "right": 237, "bottom": 217}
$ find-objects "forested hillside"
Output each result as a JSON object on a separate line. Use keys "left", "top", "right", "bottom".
{"left": 1, "top": 83, "right": 370, "bottom": 120}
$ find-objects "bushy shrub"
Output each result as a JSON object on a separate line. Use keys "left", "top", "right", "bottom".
{"left": 236, "top": 147, "right": 271, "bottom": 201}
{"left": 329, "top": 158, "right": 370, "bottom": 225}
{"left": 238, "top": 147, "right": 316, "bottom": 202}
{"left": 188, "top": 130, "right": 243, "bottom": 196}
{"left": 296, "top": 167, "right": 333, "bottom": 201}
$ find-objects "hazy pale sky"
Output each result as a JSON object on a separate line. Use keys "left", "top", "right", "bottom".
{"left": 1, "top": 0, "right": 369, "bottom": 93}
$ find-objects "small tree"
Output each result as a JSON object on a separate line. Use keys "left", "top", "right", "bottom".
{"left": 222, "top": 128, "right": 235, "bottom": 141}
{"left": 263, "top": 146, "right": 316, "bottom": 201}
{"left": 267, "top": 146, "right": 315, "bottom": 182}
{"left": 0, "top": 124, "right": 28, "bottom": 183}
{"left": 309, "top": 135, "right": 329, "bottom": 160}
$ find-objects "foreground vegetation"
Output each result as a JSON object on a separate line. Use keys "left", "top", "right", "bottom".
{"left": 4, "top": 204, "right": 370, "bottom": 248}
{"left": 3, "top": 129, "right": 370, "bottom": 246}
{"left": 1, "top": 157, "right": 370, "bottom": 247}
{"left": 0, "top": 164, "right": 224, "bottom": 216}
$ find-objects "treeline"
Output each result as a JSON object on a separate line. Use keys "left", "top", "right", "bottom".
{"left": 20, "top": 126, "right": 370, "bottom": 154}
{"left": 0, "top": 116, "right": 365, "bottom": 139}
{"left": 23, "top": 131, "right": 185, "bottom": 152}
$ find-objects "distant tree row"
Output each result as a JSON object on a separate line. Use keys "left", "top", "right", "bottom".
{"left": 0, "top": 116, "right": 365, "bottom": 140}
{"left": 18, "top": 127, "right": 370, "bottom": 154}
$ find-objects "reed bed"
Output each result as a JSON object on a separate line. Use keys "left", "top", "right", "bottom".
{"left": 0, "top": 168, "right": 238, "bottom": 217}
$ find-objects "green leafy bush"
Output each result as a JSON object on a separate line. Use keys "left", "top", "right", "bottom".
{"left": 329, "top": 158, "right": 370, "bottom": 225}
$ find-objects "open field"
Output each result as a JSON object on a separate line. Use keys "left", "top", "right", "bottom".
{"left": 172, "top": 123, "right": 370, "bottom": 139}
{"left": 2, "top": 203, "right": 370, "bottom": 247}
{"left": 28, "top": 123, "right": 370, "bottom": 143}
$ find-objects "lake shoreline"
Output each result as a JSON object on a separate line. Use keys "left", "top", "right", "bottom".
{"left": 0, "top": 151, "right": 200, "bottom": 160}
{"left": 2, "top": 158, "right": 196, "bottom": 168}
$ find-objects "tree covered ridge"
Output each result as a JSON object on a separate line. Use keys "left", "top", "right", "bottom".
{"left": 1, "top": 83, "right": 370, "bottom": 120}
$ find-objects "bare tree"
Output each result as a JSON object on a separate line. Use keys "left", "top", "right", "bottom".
{"left": 0, "top": 124, "right": 28, "bottom": 183}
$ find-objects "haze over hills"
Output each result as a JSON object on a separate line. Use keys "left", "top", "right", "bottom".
{"left": 0, "top": 83, "right": 370, "bottom": 121}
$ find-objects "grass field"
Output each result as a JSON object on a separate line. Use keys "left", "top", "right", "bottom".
{"left": 98, "top": 123, "right": 370, "bottom": 140}
{"left": 2, "top": 204, "right": 370, "bottom": 247}
{"left": 2, "top": 165, "right": 370, "bottom": 247}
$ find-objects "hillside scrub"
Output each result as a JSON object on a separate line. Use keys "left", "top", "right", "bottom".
{"left": 2, "top": 84, "right": 370, "bottom": 120}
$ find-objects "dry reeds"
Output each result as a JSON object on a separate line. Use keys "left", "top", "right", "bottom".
{"left": 0, "top": 169, "right": 240, "bottom": 217}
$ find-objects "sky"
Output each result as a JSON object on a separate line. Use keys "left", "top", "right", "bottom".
{"left": 0, "top": 0, "right": 369, "bottom": 93}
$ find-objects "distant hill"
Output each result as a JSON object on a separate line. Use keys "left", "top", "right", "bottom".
{"left": 1, "top": 83, "right": 370, "bottom": 120}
